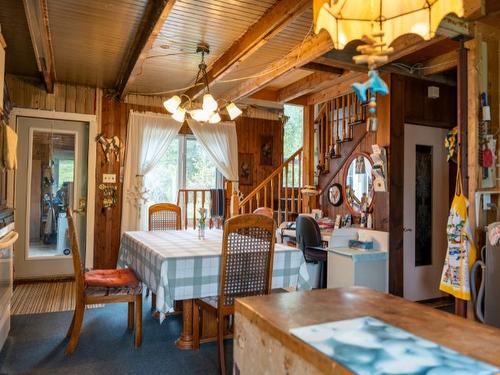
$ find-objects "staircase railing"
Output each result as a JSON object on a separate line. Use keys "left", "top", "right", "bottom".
{"left": 237, "top": 148, "right": 303, "bottom": 225}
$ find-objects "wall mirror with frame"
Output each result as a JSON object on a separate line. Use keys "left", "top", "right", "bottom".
{"left": 343, "top": 152, "right": 374, "bottom": 216}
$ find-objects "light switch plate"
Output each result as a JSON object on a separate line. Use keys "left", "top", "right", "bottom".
{"left": 103, "top": 173, "right": 116, "bottom": 183}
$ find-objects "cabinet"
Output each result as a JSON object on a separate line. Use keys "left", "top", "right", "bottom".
{"left": 327, "top": 228, "right": 389, "bottom": 292}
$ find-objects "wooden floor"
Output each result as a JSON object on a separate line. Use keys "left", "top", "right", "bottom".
{"left": 12, "top": 281, "right": 102, "bottom": 315}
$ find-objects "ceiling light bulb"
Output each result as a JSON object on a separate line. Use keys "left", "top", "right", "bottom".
{"left": 226, "top": 102, "right": 242, "bottom": 120}
{"left": 209, "top": 112, "right": 221, "bottom": 124}
{"left": 172, "top": 107, "right": 186, "bottom": 123}
{"left": 190, "top": 109, "right": 211, "bottom": 123}
{"left": 202, "top": 94, "right": 218, "bottom": 113}
{"left": 163, "top": 95, "right": 181, "bottom": 113}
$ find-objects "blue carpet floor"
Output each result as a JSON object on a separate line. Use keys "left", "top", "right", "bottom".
{"left": 0, "top": 297, "right": 231, "bottom": 374}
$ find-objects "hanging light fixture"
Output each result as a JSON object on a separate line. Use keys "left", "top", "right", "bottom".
{"left": 163, "top": 43, "right": 242, "bottom": 124}
{"left": 313, "top": 0, "right": 464, "bottom": 50}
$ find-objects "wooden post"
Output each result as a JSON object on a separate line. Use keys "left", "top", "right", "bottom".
{"left": 303, "top": 104, "right": 315, "bottom": 212}
{"left": 456, "top": 41, "right": 468, "bottom": 318}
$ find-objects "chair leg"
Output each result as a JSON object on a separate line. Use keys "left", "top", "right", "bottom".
{"left": 151, "top": 293, "right": 156, "bottom": 311}
{"left": 128, "top": 301, "right": 134, "bottom": 330}
{"left": 192, "top": 301, "right": 200, "bottom": 350}
{"left": 135, "top": 294, "right": 142, "bottom": 347}
{"left": 217, "top": 315, "right": 226, "bottom": 375}
{"left": 66, "top": 310, "right": 76, "bottom": 338}
{"left": 66, "top": 302, "right": 85, "bottom": 355}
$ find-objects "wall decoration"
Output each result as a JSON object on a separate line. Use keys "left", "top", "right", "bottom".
{"left": 96, "top": 133, "right": 123, "bottom": 163}
{"left": 260, "top": 135, "right": 273, "bottom": 166}
{"left": 328, "top": 183, "right": 343, "bottom": 206}
{"left": 239, "top": 153, "right": 253, "bottom": 185}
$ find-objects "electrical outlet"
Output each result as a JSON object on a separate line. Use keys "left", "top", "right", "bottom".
{"left": 103, "top": 173, "right": 116, "bottom": 183}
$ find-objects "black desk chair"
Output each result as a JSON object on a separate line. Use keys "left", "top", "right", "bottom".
{"left": 296, "top": 215, "right": 327, "bottom": 288}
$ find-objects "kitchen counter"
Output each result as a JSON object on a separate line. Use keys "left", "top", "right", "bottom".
{"left": 234, "top": 288, "right": 500, "bottom": 375}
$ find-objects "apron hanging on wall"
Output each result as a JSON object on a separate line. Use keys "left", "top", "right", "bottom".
{"left": 439, "top": 153, "right": 477, "bottom": 300}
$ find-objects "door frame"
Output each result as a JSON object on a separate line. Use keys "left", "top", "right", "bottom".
{"left": 9, "top": 108, "right": 97, "bottom": 269}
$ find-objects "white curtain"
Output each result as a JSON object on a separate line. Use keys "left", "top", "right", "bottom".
{"left": 121, "top": 111, "right": 182, "bottom": 232}
{"left": 187, "top": 119, "right": 239, "bottom": 189}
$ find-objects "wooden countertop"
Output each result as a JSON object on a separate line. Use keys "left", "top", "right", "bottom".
{"left": 235, "top": 288, "right": 500, "bottom": 374}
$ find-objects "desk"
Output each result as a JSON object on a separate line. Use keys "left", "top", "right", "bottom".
{"left": 117, "top": 229, "right": 310, "bottom": 349}
{"left": 234, "top": 288, "right": 500, "bottom": 374}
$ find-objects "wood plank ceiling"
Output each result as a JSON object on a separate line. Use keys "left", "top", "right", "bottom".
{"left": 0, "top": 0, "right": 463, "bottom": 105}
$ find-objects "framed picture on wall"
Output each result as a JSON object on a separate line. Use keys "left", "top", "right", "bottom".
{"left": 239, "top": 153, "right": 253, "bottom": 185}
{"left": 260, "top": 135, "right": 273, "bottom": 166}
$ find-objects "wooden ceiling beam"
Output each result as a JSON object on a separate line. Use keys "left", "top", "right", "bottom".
{"left": 305, "top": 72, "right": 366, "bottom": 105}
{"left": 183, "top": 0, "right": 310, "bottom": 100}
{"left": 302, "top": 62, "right": 344, "bottom": 75}
{"left": 223, "top": 31, "right": 334, "bottom": 102}
{"left": 306, "top": 36, "right": 451, "bottom": 105}
{"left": 23, "top": 0, "right": 56, "bottom": 93}
{"left": 422, "top": 50, "right": 457, "bottom": 76}
{"left": 115, "top": 0, "right": 176, "bottom": 99}
{"left": 277, "top": 71, "right": 342, "bottom": 103}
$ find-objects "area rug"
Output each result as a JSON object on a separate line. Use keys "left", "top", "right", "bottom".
{"left": 11, "top": 281, "right": 103, "bottom": 315}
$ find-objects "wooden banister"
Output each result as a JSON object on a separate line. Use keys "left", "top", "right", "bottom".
{"left": 238, "top": 147, "right": 303, "bottom": 225}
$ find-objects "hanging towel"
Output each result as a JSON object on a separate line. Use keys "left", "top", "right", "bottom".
{"left": 439, "top": 164, "right": 476, "bottom": 300}
{"left": 2, "top": 125, "right": 17, "bottom": 170}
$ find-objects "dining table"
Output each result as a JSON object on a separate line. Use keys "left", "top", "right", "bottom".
{"left": 117, "top": 228, "right": 311, "bottom": 350}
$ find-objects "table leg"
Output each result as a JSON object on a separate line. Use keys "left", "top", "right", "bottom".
{"left": 175, "top": 299, "right": 194, "bottom": 350}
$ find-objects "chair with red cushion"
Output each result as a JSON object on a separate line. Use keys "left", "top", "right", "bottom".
{"left": 253, "top": 207, "right": 274, "bottom": 220}
{"left": 65, "top": 208, "right": 142, "bottom": 354}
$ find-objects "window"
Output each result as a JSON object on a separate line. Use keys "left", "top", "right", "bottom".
{"left": 283, "top": 104, "right": 304, "bottom": 160}
{"left": 145, "top": 137, "right": 180, "bottom": 204}
{"left": 145, "top": 135, "right": 218, "bottom": 205}
{"left": 283, "top": 104, "right": 304, "bottom": 187}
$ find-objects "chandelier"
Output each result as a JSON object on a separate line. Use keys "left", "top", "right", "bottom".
{"left": 163, "top": 43, "right": 242, "bottom": 124}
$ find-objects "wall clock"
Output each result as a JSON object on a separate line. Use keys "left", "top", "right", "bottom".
{"left": 328, "top": 183, "right": 343, "bottom": 206}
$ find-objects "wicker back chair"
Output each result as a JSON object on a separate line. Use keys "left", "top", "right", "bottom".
{"left": 193, "top": 214, "right": 276, "bottom": 374}
{"left": 148, "top": 203, "right": 181, "bottom": 231}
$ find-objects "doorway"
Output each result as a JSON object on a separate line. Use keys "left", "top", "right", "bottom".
{"left": 12, "top": 109, "right": 96, "bottom": 279}
{"left": 403, "top": 124, "right": 449, "bottom": 301}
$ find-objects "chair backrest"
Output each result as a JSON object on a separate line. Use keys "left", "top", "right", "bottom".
{"left": 219, "top": 214, "right": 276, "bottom": 309}
{"left": 253, "top": 207, "right": 274, "bottom": 220}
{"left": 66, "top": 208, "right": 85, "bottom": 296}
{"left": 296, "top": 215, "right": 322, "bottom": 253}
{"left": 148, "top": 203, "right": 181, "bottom": 231}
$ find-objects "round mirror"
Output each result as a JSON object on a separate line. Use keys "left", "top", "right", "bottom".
{"left": 343, "top": 153, "right": 374, "bottom": 215}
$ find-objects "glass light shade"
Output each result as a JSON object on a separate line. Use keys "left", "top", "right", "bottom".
{"left": 226, "top": 102, "right": 242, "bottom": 120}
{"left": 208, "top": 112, "right": 221, "bottom": 124}
{"left": 202, "top": 94, "right": 218, "bottom": 113}
{"left": 163, "top": 95, "right": 181, "bottom": 113}
{"left": 190, "top": 109, "right": 211, "bottom": 123}
{"left": 172, "top": 107, "right": 186, "bottom": 123}
{"left": 313, "top": 0, "right": 464, "bottom": 49}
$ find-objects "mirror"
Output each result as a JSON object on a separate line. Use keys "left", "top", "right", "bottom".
{"left": 343, "top": 153, "right": 374, "bottom": 215}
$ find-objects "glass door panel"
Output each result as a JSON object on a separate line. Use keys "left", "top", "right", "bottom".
{"left": 28, "top": 130, "right": 76, "bottom": 258}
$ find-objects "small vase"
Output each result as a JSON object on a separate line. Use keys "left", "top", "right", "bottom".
{"left": 198, "top": 225, "right": 206, "bottom": 240}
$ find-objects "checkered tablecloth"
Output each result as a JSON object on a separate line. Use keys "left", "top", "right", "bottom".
{"left": 117, "top": 229, "right": 311, "bottom": 318}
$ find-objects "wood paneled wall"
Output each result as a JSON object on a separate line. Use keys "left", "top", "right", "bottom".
{"left": 235, "top": 117, "right": 283, "bottom": 198}
{"left": 389, "top": 74, "right": 457, "bottom": 297}
{"left": 317, "top": 86, "right": 390, "bottom": 232}
{"left": 94, "top": 98, "right": 170, "bottom": 269}
{"left": 6, "top": 75, "right": 96, "bottom": 114}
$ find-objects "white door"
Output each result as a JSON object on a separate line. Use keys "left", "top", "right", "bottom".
{"left": 403, "top": 124, "right": 449, "bottom": 301}
{"left": 14, "top": 116, "right": 89, "bottom": 279}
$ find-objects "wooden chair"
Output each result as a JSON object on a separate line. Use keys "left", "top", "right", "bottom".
{"left": 192, "top": 214, "right": 276, "bottom": 374}
{"left": 253, "top": 207, "right": 274, "bottom": 220}
{"left": 148, "top": 203, "right": 181, "bottom": 310}
{"left": 149, "top": 203, "right": 182, "bottom": 231}
{"left": 65, "top": 208, "right": 142, "bottom": 354}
